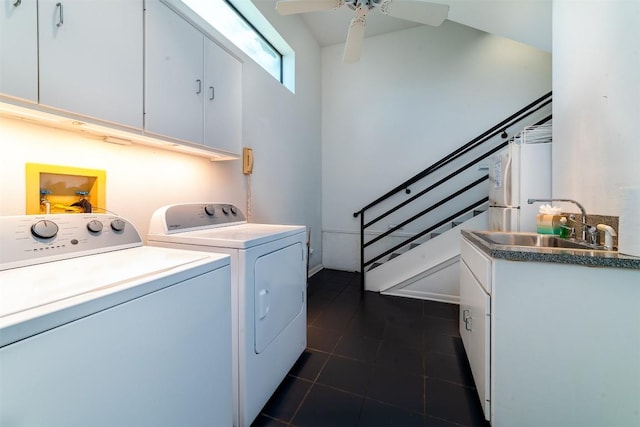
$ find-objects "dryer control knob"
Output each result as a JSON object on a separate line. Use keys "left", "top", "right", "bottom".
{"left": 222, "top": 206, "right": 229, "bottom": 215}
{"left": 230, "top": 206, "right": 237, "bottom": 215}
{"left": 204, "top": 205, "right": 216, "bottom": 216}
{"left": 87, "top": 220, "right": 104, "bottom": 233}
{"left": 31, "top": 220, "right": 59, "bottom": 239}
{"left": 110, "top": 219, "right": 126, "bottom": 232}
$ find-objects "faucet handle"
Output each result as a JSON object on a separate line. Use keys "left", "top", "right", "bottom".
{"left": 596, "top": 224, "right": 617, "bottom": 250}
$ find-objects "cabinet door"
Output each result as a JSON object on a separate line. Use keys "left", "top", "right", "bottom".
{"left": 459, "top": 259, "right": 491, "bottom": 421}
{"left": 38, "top": 0, "right": 143, "bottom": 128}
{"left": 0, "top": 0, "right": 38, "bottom": 102}
{"left": 145, "top": 0, "right": 204, "bottom": 144}
{"left": 204, "top": 39, "right": 242, "bottom": 154}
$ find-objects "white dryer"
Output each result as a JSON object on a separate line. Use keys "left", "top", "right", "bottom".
{"left": 148, "top": 203, "right": 307, "bottom": 427}
{"left": 0, "top": 214, "right": 232, "bottom": 427}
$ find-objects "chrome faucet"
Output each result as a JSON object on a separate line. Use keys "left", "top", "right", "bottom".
{"left": 527, "top": 198, "right": 589, "bottom": 241}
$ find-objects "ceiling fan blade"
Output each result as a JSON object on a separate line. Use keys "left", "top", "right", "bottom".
{"left": 343, "top": 17, "right": 366, "bottom": 63}
{"left": 379, "top": 0, "right": 449, "bottom": 26}
{"left": 275, "top": 0, "right": 343, "bottom": 15}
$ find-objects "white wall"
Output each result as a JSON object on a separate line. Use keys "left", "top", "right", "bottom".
{"left": 243, "top": 3, "right": 323, "bottom": 269}
{"left": 446, "top": 0, "right": 552, "bottom": 52}
{"left": 0, "top": 3, "right": 323, "bottom": 271}
{"left": 321, "top": 21, "right": 552, "bottom": 271}
{"left": 552, "top": 0, "right": 640, "bottom": 216}
{"left": 0, "top": 116, "right": 243, "bottom": 236}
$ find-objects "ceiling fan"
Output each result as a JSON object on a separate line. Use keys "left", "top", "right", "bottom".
{"left": 275, "top": 0, "right": 450, "bottom": 63}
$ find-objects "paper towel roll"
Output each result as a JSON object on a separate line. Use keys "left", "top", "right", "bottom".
{"left": 618, "top": 186, "right": 640, "bottom": 257}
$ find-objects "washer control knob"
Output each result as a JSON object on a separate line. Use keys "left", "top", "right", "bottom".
{"left": 230, "top": 206, "right": 237, "bottom": 215}
{"left": 204, "top": 205, "right": 216, "bottom": 216}
{"left": 110, "top": 219, "right": 126, "bottom": 232}
{"left": 31, "top": 220, "right": 59, "bottom": 239}
{"left": 222, "top": 206, "right": 229, "bottom": 215}
{"left": 87, "top": 220, "right": 104, "bottom": 233}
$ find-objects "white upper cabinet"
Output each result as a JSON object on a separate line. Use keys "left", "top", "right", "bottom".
{"left": 38, "top": 0, "right": 143, "bottom": 129}
{"left": 0, "top": 0, "right": 38, "bottom": 102}
{"left": 144, "top": 0, "right": 204, "bottom": 144}
{"left": 204, "top": 39, "right": 242, "bottom": 154}
{"left": 145, "top": 0, "right": 242, "bottom": 155}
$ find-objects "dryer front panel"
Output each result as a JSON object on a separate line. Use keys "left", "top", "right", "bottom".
{"left": 253, "top": 241, "right": 305, "bottom": 354}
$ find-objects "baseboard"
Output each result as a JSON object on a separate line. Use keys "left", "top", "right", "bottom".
{"left": 382, "top": 288, "right": 460, "bottom": 304}
{"left": 308, "top": 264, "right": 323, "bottom": 278}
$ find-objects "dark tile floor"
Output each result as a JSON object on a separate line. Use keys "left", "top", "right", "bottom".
{"left": 252, "top": 269, "right": 489, "bottom": 427}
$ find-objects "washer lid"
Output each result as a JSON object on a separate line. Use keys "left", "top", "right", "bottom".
{"left": 149, "top": 223, "right": 306, "bottom": 249}
{"left": 0, "top": 246, "right": 228, "bottom": 328}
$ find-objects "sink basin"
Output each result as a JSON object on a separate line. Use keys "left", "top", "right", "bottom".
{"left": 472, "top": 231, "right": 595, "bottom": 250}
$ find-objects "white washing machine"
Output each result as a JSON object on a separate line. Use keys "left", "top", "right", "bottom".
{"left": 0, "top": 213, "right": 232, "bottom": 427}
{"left": 148, "top": 203, "right": 307, "bottom": 427}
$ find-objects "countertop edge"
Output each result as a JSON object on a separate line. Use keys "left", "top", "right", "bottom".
{"left": 461, "top": 230, "right": 640, "bottom": 270}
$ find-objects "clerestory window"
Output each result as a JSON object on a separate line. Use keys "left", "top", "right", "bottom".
{"left": 182, "top": 0, "right": 284, "bottom": 84}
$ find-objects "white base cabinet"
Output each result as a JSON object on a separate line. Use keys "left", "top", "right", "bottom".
{"left": 460, "top": 236, "right": 640, "bottom": 426}
{"left": 459, "top": 258, "right": 491, "bottom": 420}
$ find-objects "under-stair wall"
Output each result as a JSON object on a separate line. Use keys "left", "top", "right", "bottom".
{"left": 366, "top": 211, "right": 487, "bottom": 303}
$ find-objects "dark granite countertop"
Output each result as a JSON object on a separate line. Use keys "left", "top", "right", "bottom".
{"left": 461, "top": 230, "right": 640, "bottom": 270}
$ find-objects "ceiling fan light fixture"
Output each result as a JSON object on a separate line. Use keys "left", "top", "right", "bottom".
{"left": 379, "top": 0, "right": 448, "bottom": 26}
{"left": 343, "top": 16, "right": 366, "bottom": 63}
{"left": 275, "top": 0, "right": 344, "bottom": 15}
{"left": 277, "top": 0, "right": 450, "bottom": 63}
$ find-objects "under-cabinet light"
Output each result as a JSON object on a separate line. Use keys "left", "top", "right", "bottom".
{"left": 0, "top": 102, "right": 65, "bottom": 123}
{"left": 103, "top": 136, "right": 132, "bottom": 145}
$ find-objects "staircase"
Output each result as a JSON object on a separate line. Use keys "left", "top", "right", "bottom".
{"left": 353, "top": 92, "right": 552, "bottom": 302}
{"left": 366, "top": 208, "right": 488, "bottom": 303}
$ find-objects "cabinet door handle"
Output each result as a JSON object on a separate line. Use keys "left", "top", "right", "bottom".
{"left": 56, "top": 2, "right": 64, "bottom": 27}
{"left": 195, "top": 79, "right": 202, "bottom": 94}
{"left": 465, "top": 316, "right": 472, "bottom": 331}
{"left": 462, "top": 309, "right": 472, "bottom": 331}
{"left": 13, "top": 0, "right": 21, "bottom": 7}
{"left": 209, "top": 86, "right": 215, "bottom": 100}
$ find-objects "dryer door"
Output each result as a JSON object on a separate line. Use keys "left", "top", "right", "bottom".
{"left": 254, "top": 242, "right": 305, "bottom": 354}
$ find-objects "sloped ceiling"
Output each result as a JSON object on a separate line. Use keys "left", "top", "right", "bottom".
{"left": 255, "top": 0, "right": 551, "bottom": 52}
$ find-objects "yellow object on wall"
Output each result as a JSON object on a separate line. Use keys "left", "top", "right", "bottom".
{"left": 26, "top": 163, "right": 106, "bottom": 215}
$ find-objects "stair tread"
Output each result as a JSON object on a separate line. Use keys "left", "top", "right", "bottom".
{"left": 364, "top": 203, "right": 490, "bottom": 276}
{"left": 368, "top": 262, "right": 382, "bottom": 271}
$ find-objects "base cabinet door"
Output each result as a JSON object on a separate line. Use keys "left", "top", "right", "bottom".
{"left": 459, "top": 259, "right": 491, "bottom": 420}
{"left": 0, "top": 0, "right": 38, "bottom": 102}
